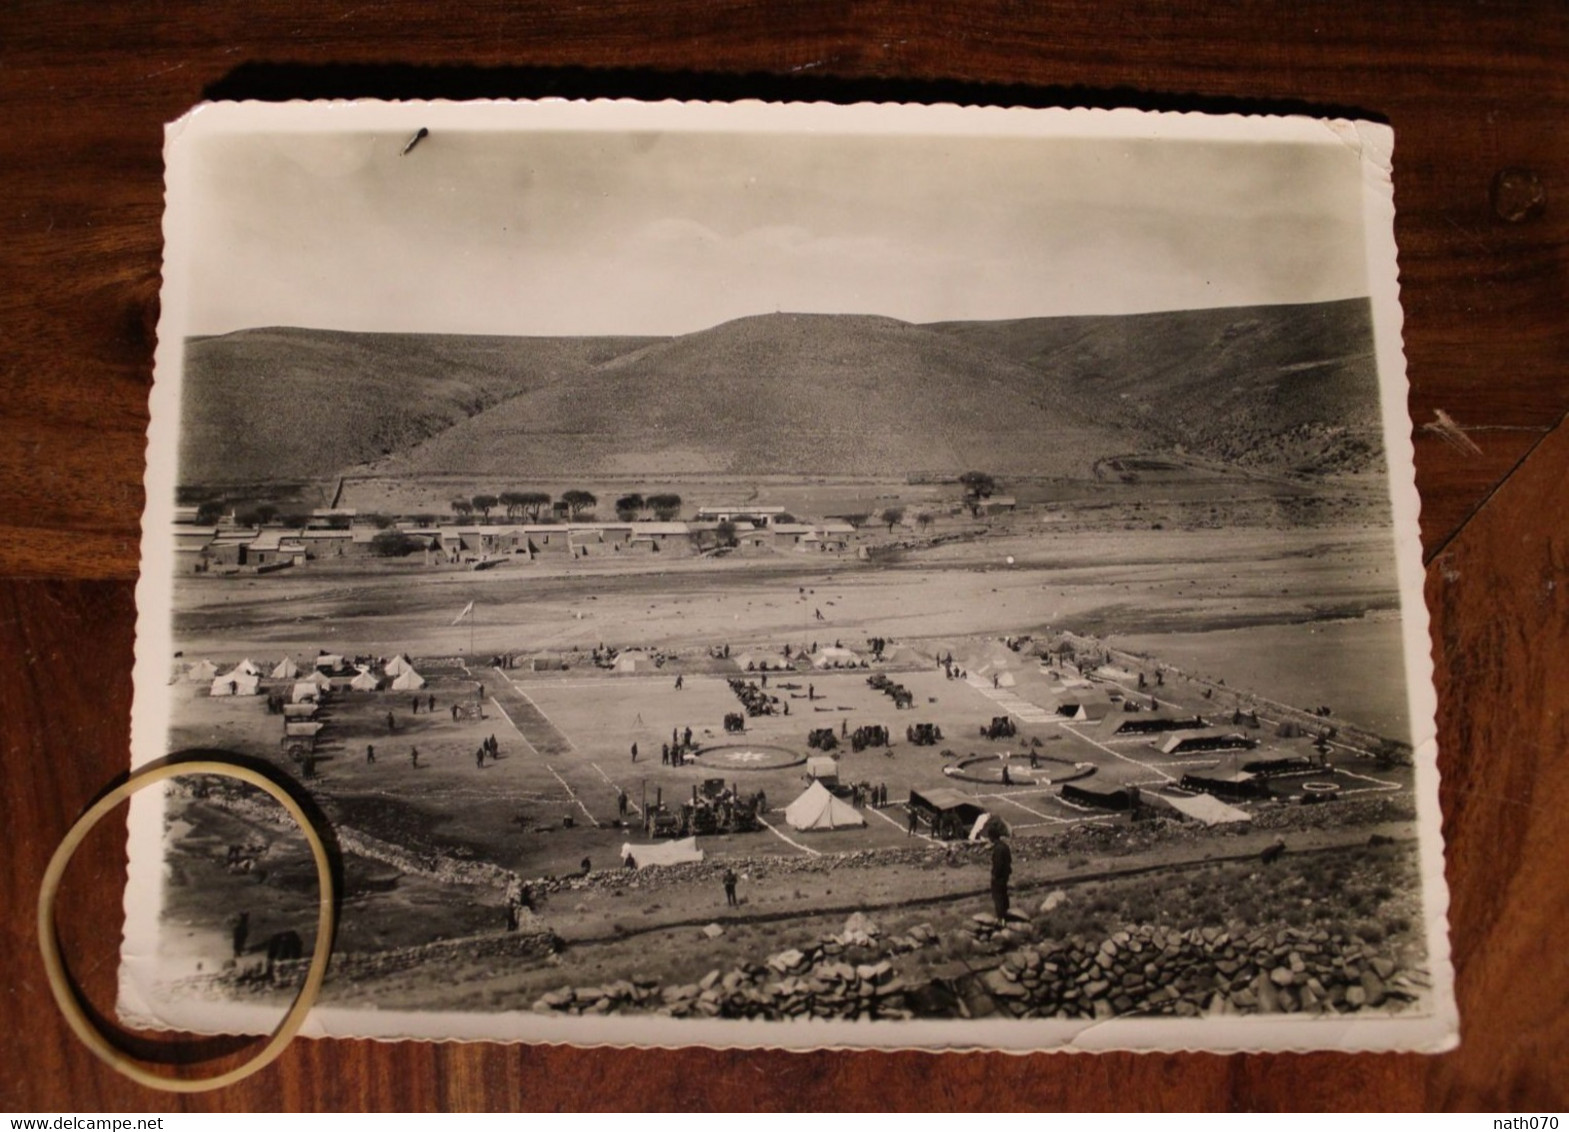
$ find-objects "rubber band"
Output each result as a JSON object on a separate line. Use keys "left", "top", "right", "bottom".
{"left": 37, "top": 759, "right": 335, "bottom": 1092}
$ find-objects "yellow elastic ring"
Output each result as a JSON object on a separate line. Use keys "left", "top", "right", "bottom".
{"left": 37, "top": 758, "right": 335, "bottom": 1092}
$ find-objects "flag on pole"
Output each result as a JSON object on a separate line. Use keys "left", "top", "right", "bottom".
{"left": 452, "top": 601, "right": 475, "bottom": 626}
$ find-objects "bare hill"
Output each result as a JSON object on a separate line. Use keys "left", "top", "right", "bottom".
{"left": 366, "top": 313, "right": 1131, "bottom": 479}
{"left": 924, "top": 299, "right": 1383, "bottom": 474}
{"left": 178, "top": 329, "right": 659, "bottom": 485}
{"left": 180, "top": 300, "right": 1384, "bottom": 488}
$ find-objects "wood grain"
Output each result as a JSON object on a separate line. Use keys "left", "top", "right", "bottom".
{"left": 1, "top": 0, "right": 1565, "bottom": 1110}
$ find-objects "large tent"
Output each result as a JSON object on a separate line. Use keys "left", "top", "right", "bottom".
{"left": 210, "top": 672, "right": 260, "bottom": 696}
{"left": 391, "top": 668, "right": 426, "bottom": 691}
{"left": 783, "top": 781, "right": 865, "bottom": 831}
{"left": 614, "top": 650, "right": 657, "bottom": 674}
{"left": 270, "top": 656, "right": 301, "bottom": 680}
{"left": 619, "top": 837, "right": 704, "bottom": 869}
{"left": 383, "top": 654, "right": 413, "bottom": 677}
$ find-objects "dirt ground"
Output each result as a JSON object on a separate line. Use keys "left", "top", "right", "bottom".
{"left": 152, "top": 517, "right": 1422, "bottom": 1017}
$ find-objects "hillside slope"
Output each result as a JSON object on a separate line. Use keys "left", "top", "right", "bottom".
{"left": 365, "top": 313, "right": 1134, "bottom": 479}
{"left": 178, "top": 329, "right": 660, "bottom": 484}
{"left": 179, "top": 300, "right": 1384, "bottom": 487}
{"left": 925, "top": 298, "right": 1382, "bottom": 474}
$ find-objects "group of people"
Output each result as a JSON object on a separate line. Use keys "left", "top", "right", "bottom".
{"left": 475, "top": 734, "right": 501, "bottom": 767}
{"left": 408, "top": 693, "right": 438, "bottom": 713}
{"left": 849, "top": 781, "right": 890, "bottom": 808}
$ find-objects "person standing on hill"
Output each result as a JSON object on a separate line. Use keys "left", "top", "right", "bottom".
{"left": 723, "top": 867, "right": 738, "bottom": 907}
{"left": 989, "top": 822, "right": 1013, "bottom": 920}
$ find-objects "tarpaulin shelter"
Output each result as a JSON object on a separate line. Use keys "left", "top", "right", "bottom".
{"left": 784, "top": 781, "right": 865, "bottom": 831}
{"left": 1163, "top": 792, "right": 1252, "bottom": 826}
{"left": 619, "top": 837, "right": 704, "bottom": 869}
{"left": 805, "top": 756, "right": 839, "bottom": 786}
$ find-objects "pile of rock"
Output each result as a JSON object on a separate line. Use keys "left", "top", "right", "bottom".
{"left": 962, "top": 912, "right": 1039, "bottom": 954}
{"left": 531, "top": 975, "right": 662, "bottom": 1015}
{"left": 978, "top": 921, "right": 1427, "bottom": 1019}
{"left": 529, "top": 915, "right": 939, "bottom": 1021}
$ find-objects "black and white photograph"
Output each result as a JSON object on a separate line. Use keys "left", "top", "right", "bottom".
{"left": 123, "top": 99, "right": 1452, "bottom": 1051}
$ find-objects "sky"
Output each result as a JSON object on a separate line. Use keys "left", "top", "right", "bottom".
{"left": 182, "top": 125, "right": 1370, "bottom": 337}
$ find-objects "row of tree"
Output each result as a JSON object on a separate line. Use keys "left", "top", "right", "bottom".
{"left": 450, "top": 491, "right": 684, "bottom": 522}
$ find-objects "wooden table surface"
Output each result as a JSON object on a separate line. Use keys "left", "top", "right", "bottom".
{"left": 2, "top": 1, "right": 1565, "bottom": 1112}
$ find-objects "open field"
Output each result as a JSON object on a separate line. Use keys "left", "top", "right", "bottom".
{"left": 151, "top": 508, "right": 1424, "bottom": 1024}
{"left": 172, "top": 523, "right": 1402, "bottom": 658}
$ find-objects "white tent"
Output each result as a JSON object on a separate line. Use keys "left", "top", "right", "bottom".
{"left": 810, "top": 646, "right": 861, "bottom": 669}
{"left": 784, "top": 781, "right": 865, "bottom": 831}
{"left": 291, "top": 681, "right": 324, "bottom": 703}
{"left": 1164, "top": 792, "right": 1252, "bottom": 827}
{"left": 391, "top": 668, "right": 426, "bottom": 691}
{"left": 211, "top": 672, "right": 260, "bottom": 697}
{"left": 301, "top": 669, "right": 332, "bottom": 689}
{"left": 384, "top": 654, "right": 412, "bottom": 677}
{"left": 349, "top": 670, "right": 381, "bottom": 692}
{"left": 619, "top": 837, "right": 704, "bottom": 869}
{"left": 232, "top": 658, "right": 261, "bottom": 677}
{"left": 315, "top": 653, "right": 344, "bottom": 671}
{"left": 614, "top": 650, "right": 658, "bottom": 673}
{"left": 186, "top": 659, "right": 219, "bottom": 683}
{"left": 270, "top": 656, "right": 300, "bottom": 680}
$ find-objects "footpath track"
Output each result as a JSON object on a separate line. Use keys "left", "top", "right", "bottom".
{"left": 487, "top": 667, "right": 576, "bottom": 758}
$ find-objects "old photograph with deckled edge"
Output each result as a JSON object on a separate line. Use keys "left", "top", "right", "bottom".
{"left": 123, "top": 99, "right": 1455, "bottom": 1052}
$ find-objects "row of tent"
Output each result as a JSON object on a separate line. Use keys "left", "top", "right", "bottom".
{"left": 188, "top": 654, "right": 426, "bottom": 697}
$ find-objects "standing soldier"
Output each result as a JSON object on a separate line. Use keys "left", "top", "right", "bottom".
{"left": 386, "top": 711, "right": 396, "bottom": 733}
{"left": 410, "top": 746, "right": 420, "bottom": 768}
{"left": 723, "top": 867, "right": 738, "bottom": 907}
{"left": 366, "top": 744, "right": 375, "bottom": 764}
{"left": 429, "top": 693, "right": 436, "bottom": 712}
{"left": 618, "top": 789, "right": 629, "bottom": 819}
{"left": 988, "top": 820, "right": 1013, "bottom": 920}
{"left": 630, "top": 741, "right": 638, "bottom": 764}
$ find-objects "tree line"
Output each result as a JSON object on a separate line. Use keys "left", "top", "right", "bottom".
{"left": 450, "top": 491, "right": 683, "bottom": 522}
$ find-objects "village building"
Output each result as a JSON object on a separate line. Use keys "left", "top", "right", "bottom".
{"left": 693, "top": 505, "right": 790, "bottom": 527}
